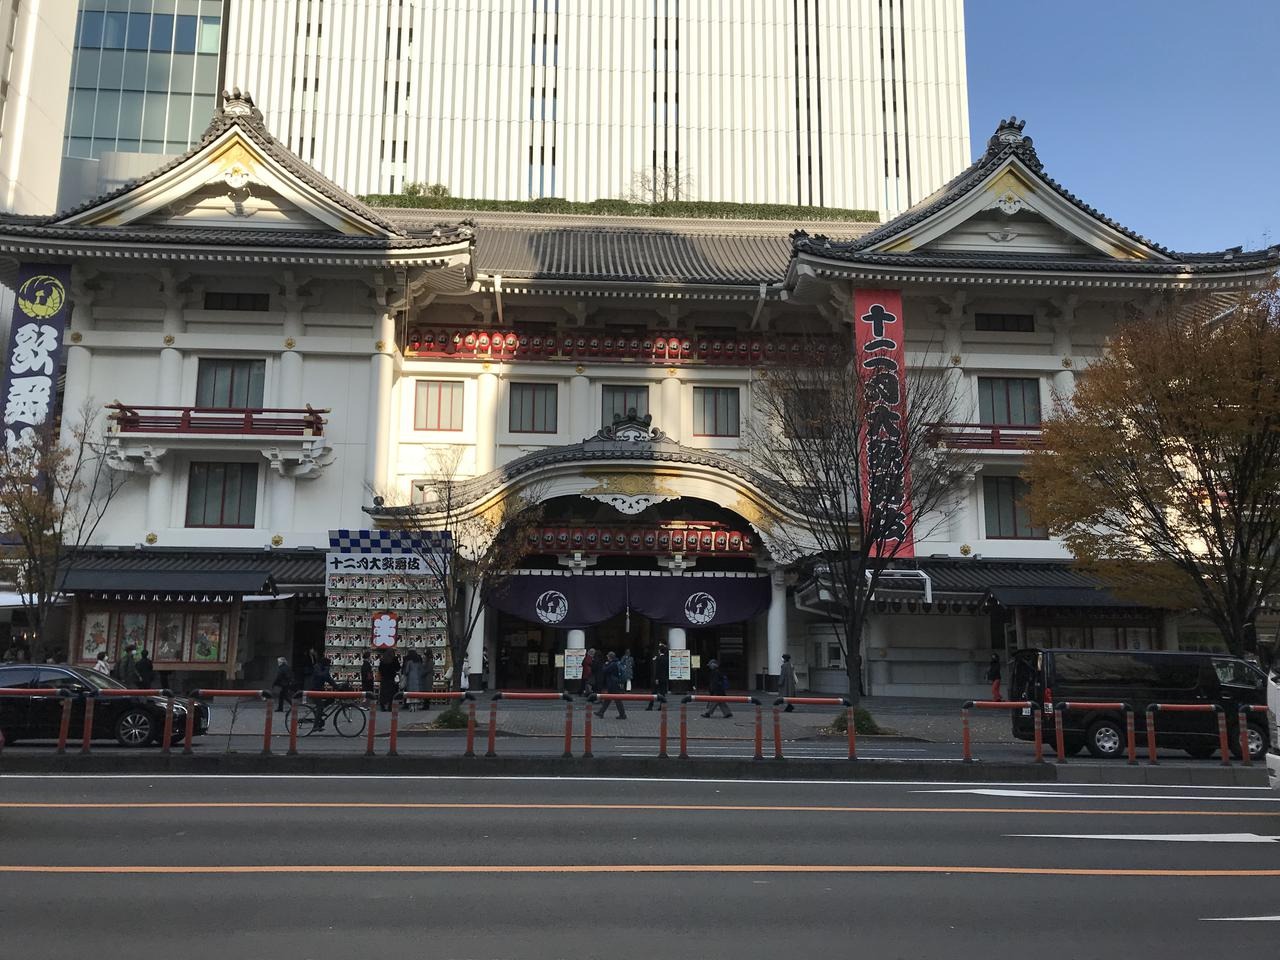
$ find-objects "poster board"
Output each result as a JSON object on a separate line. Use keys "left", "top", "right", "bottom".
{"left": 668, "top": 649, "right": 692, "bottom": 680}
{"left": 564, "top": 647, "right": 586, "bottom": 680}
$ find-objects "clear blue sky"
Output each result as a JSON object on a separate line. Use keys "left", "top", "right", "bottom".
{"left": 965, "top": 0, "right": 1279, "bottom": 253}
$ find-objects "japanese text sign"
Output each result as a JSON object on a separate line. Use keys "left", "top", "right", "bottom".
{"left": 3, "top": 264, "right": 71, "bottom": 450}
{"left": 853, "top": 289, "right": 914, "bottom": 558}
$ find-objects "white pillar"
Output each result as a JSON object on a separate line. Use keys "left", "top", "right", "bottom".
{"left": 568, "top": 373, "right": 590, "bottom": 440}
{"left": 766, "top": 569, "right": 787, "bottom": 686}
{"left": 268, "top": 471, "right": 295, "bottom": 534}
{"left": 465, "top": 580, "right": 486, "bottom": 685}
{"left": 567, "top": 628, "right": 586, "bottom": 647}
{"left": 667, "top": 626, "right": 686, "bottom": 650}
{"left": 61, "top": 344, "right": 92, "bottom": 425}
{"left": 146, "top": 468, "right": 173, "bottom": 534}
{"left": 660, "top": 372, "right": 681, "bottom": 442}
{"left": 366, "top": 311, "right": 394, "bottom": 494}
{"left": 159, "top": 282, "right": 185, "bottom": 406}
{"left": 475, "top": 370, "right": 498, "bottom": 474}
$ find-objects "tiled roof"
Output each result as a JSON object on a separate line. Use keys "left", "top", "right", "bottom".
{"left": 911, "top": 558, "right": 1110, "bottom": 595}
{"left": 792, "top": 248, "right": 1280, "bottom": 275}
{"left": 67, "top": 547, "right": 326, "bottom": 588}
{"left": 793, "top": 117, "right": 1280, "bottom": 272}
{"left": 0, "top": 220, "right": 472, "bottom": 250}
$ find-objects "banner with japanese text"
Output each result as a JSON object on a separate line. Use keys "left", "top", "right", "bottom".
{"left": 853, "top": 288, "right": 914, "bottom": 558}
{"left": 3, "top": 264, "right": 71, "bottom": 450}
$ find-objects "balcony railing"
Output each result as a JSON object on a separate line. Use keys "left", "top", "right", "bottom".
{"left": 931, "top": 422, "right": 1043, "bottom": 451}
{"left": 107, "top": 404, "right": 328, "bottom": 437}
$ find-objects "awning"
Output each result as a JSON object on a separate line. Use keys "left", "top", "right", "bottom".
{"left": 984, "top": 586, "right": 1136, "bottom": 609}
{"left": 60, "top": 569, "right": 277, "bottom": 594}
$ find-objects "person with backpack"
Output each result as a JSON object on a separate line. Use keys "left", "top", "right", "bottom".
{"left": 701, "top": 659, "right": 733, "bottom": 718}
{"left": 593, "top": 651, "right": 627, "bottom": 719}
{"left": 619, "top": 648, "right": 635, "bottom": 692}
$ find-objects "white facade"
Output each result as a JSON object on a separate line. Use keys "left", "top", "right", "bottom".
{"left": 0, "top": 0, "right": 75, "bottom": 214}
{"left": 224, "top": 0, "right": 969, "bottom": 217}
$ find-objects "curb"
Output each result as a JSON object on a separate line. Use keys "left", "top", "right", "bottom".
{"left": 0, "top": 754, "right": 1267, "bottom": 785}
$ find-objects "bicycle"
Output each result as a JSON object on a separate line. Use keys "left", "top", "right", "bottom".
{"left": 282, "top": 696, "right": 367, "bottom": 738}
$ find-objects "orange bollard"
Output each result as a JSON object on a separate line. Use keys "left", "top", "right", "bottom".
{"left": 1145, "top": 706, "right": 1158, "bottom": 764}
{"left": 1125, "top": 707, "right": 1137, "bottom": 765}
{"left": 582, "top": 702, "right": 594, "bottom": 759}
{"left": 679, "top": 701, "right": 689, "bottom": 759}
{"left": 464, "top": 699, "right": 477, "bottom": 757}
{"left": 366, "top": 695, "right": 378, "bottom": 757}
{"left": 387, "top": 696, "right": 400, "bottom": 757}
{"left": 753, "top": 703, "right": 763, "bottom": 760}
{"left": 1217, "top": 708, "right": 1231, "bottom": 766}
{"left": 261, "top": 695, "right": 273, "bottom": 755}
{"left": 485, "top": 700, "right": 498, "bottom": 757}
{"left": 80, "top": 694, "right": 96, "bottom": 754}
{"left": 1054, "top": 704, "right": 1067, "bottom": 763}
{"left": 56, "top": 695, "right": 73, "bottom": 754}
{"left": 562, "top": 700, "right": 574, "bottom": 758}
{"left": 847, "top": 704, "right": 857, "bottom": 761}
{"left": 772, "top": 705, "right": 784, "bottom": 760}
{"left": 288, "top": 695, "right": 301, "bottom": 755}
{"left": 658, "top": 700, "right": 668, "bottom": 758}
{"left": 961, "top": 703, "right": 972, "bottom": 762}
{"left": 1032, "top": 704, "right": 1044, "bottom": 763}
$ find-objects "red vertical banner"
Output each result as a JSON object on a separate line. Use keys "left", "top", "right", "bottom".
{"left": 852, "top": 288, "right": 914, "bottom": 558}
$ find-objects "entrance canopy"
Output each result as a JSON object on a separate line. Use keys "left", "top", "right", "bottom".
{"left": 492, "top": 570, "right": 769, "bottom": 630}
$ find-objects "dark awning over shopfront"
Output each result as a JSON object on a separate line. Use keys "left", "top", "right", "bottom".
{"left": 60, "top": 548, "right": 327, "bottom": 600}
{"left": 61, "top": 569, "right": 276, "bottom": 594}
{"left": 984, "top": 585, "right": 1135, "bottom": 609}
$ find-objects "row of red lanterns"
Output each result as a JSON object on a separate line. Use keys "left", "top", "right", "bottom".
{"left": 525, "top": 526, "right": 753, "bottom": 555}
{"left": 404, "top": 328, "right": 829, "bottom": 363}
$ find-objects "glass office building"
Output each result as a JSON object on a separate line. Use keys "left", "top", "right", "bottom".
{"left": 63, "top": 0, "right": 225, "bottom": 160}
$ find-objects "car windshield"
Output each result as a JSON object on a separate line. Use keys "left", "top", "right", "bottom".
{"left": 74, "top": 669, "right": 124, "bottom": 690}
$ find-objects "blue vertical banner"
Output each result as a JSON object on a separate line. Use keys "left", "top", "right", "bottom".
{"left": 2, "top": 264, "right": 71, "bottom": 449}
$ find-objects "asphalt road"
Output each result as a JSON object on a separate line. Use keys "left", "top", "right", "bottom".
{"left": 1, "top": 773, "right": 1278, "bottom": 958}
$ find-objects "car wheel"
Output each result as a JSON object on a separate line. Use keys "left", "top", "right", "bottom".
{"left": 1061, "top": 738, "right": 1085, "bottom": 757}
{"left": 1229, "top": 722, "right": 1268, "bottom": 761}
{"left": 1185, "top": 744, "right": 1216, "bottom": 760}
{"left": 1085, "top": 719, "right": 1124, "bottom": 759}
{"left": 114, "top": 709, "right": 156, "bottom": 748}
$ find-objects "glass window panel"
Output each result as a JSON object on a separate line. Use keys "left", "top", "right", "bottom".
{"left": 174, "top": 15, "right": 197, "bottom": 53}
{"left": 141, "top": 139, "right": 165, "bottom": 153}
{"left": 191, "top": 93, "right": 215, "bottom": 129}
{"left": 977, "top": 378, "right": 994, "bottom": 423}
{"left": 1023, "top": 380, "right": 1042, "bottom": 425}
{"left": 142, "top": 92, "right": 168, "bottom": 138}
{"left": 92, "top": 90, "right": 120, "bottom": 138}
{"left": 414, "top": 381, "right": 464, "bottom": 431}
{"left": 198, "top": 17, "right": 221, "bottom": 54}
{"left": 692, "top": 387, "right": 739, "bottom": 436}
{"left": 126, "top": 12, "right": 151, "bottom": 50}
{"left": 167, "top": 91, "right": 193, "bottom": 141}
{"left": 984, "top": 477, "right": 1046, "bottom": 539}
{"left": 151, "top": 13, "right": 174, "bottom": 52}
{"left": 196, "top": 359, "right": 265, "bottom": 408}
{"left": 169, "top": 54, "right": 195, "bottom": 93}
{"left": 118, "top": 91, "right": 144, "bottom": 138}
{"left": 509, "top": 383, "right": 556, "bottom": 433}
{"left": 194, "top": 54, "right": 218, "bottom": 94}
{"left": 98, "top": 49, "right": 125, "bottom": 85}
{"left": 70, "top": 89, "right": 98, "bottom": 137}
{"left": 67, "top": 137, "right": 94, "bottom": 158}
{"left": 186, "top": 463, "right": 257, "bottom": 527}
{"left": 1008, "top": 381, "right": 1027, "bottom": 426}
{"left": 601, "top": 385, "right": 648, "bottom": 425}
{"left": 102, "top": 12, "right": 127, "bottom": 48}
{"left": 185, "top": 463, "right": 210, "bottom": 526}
{"left": 80, "top": 10, "right": 105, "bottom": 47}
{"left": 74, "top": 50, "right": 102, "bottom": 87}
{"left": 146, "top": 53, "right": 171, "bottom": 90}
{"left": 122, "top": 51, "right": 147, "bottom": 90}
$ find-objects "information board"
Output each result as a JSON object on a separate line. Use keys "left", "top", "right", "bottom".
{"left": 668, "top": 649, "right": 691, "bottom": 681}
{"left": 564, "top": 647, "right": 586, "bottom": 680}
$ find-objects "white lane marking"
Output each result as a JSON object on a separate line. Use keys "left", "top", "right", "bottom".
{"left": 0, "top": 774, "right": 1270, "bottom": 791}
{"left": 1201, "top": 916, "right": 1280, "bottom": 922}
{"left": 1013, "top": 833, "right": 1280, "bottom": 843}
{"left": 922, "top": 788, "right": 1280, "bottom": 803}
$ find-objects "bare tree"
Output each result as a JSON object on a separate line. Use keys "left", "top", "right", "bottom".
{"left": 624, "top": 164, "right": 694, "bottom": 204}
{"left": 748, "top": 332, "right": 965, "bottom": 704}
{"left": 0, "top": 402, "right": 131, "bottom": 660}
{"left": 370, "top": 447, "right": 542, "bottom": 690}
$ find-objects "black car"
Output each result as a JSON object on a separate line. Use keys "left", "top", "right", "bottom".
{"left": 0, "top": 664, "right": 209, "bottom": 747}
{"left": 1009, "top": 648, "right": 1269, "bottom": 760}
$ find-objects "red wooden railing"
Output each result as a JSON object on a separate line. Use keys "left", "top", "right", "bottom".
{"left": 931, "top": 422, "right": 1043, "bottom": 451}
{"left": 107, "top": 404, "right": 328, "bottom": 437}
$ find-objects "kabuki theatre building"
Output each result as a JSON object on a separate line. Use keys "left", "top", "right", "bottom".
{"left": 4, "top": 94, "right": 1276, "bottom": 694}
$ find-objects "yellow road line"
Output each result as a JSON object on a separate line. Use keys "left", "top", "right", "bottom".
{"left": 0, "top": 864, "right": 1277, "bottom": 877}
{"left": 0, "top": 802, "right": 1272, "bottom": 817}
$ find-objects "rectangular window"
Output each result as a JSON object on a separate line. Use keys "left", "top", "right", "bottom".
{"left": 203, "top": 291, "right": 269, "bottom": 311}
{"left": 978, "top": 377, "right": 1041, "bottom": 426}
{"left": 693, "top": 387, "right": 740, "bottom": 437}
{"left": 185, "top": 462, "right": 258, "bottom": 528}
{"left": 983, "top": 476, "right": 1047, "bottom": 540}
{"left": 974, "top": 312, "right": 1035, "bottom": 333}
{"left": 195, "top": 359, "right": 265, "bottom": 409}
{"left": 414, "top": 381, "right": 464, "bottom": 431}
{"left": 509, "top": 382, "right": 557, "bottom": 433}
{"left": 602, "top": 385, "right": 648, "bottom": 426}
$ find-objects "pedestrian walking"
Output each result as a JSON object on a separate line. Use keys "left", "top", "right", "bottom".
{"left": 986, "top": 654, "right": 1002, "bottom": 701}
{"left": 701, "top": 659, "right": 733, "bottom": 718}
{"left": 646, "top": 643, "right": 668, "bottom": 709}
{"left": 360, "top": 651, "right": 375, "bottom": 694}
{"left": 271, "top": 657, "right": 293, "bottom": 711}
{"left": 92, "top": 651, "right": 112, "bottom": 675}
{"left": 116, "top": 644, "right": 141, "bottom": 687}
{"left": 620, "top": 648, "right": 635, "bottom": 692}
{"left": 136, "top": 648, "right": 155, "bottom": 688}
{"left": 594, "top": 651, "right": 627, "bottom": 719}
{"left": 300, "top": 648, "right": 318, "bottom": 690}
{"left": 580, "top": 648, "right": 595, "bottom": 697}
{"left": 377, "top": 650, "right": 400, "bottom": 711}
{"left": 402, "top": 649, "right": 425, "bottom": 709}
{"left": 460, "top": 656, "right": 470, "bottom": 692}
{"left": 780, "top": 653, "right": 798, "bottom": 711}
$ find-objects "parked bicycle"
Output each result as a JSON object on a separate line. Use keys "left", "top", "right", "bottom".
{"left": 281, "top": 697, "right": 367, "bottom": 738}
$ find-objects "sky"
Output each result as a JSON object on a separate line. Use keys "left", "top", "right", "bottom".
{"left": 964, "top": 0, "right": 1279, "bottom": 253}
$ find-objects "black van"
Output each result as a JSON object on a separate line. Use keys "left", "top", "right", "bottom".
{"left": 1009, "top": 648, "right": 1269, "bottom": 760}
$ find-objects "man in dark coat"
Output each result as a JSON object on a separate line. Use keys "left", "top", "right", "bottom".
{"left": 594, "top": 651, "right": 627, "bottom": 719}
{"left": 377, "top": 650, "right": 401, "bottom": 711}
{"left": 646, "top": 644, "right": 669, "bottom": 710}
{"left": 136, "top": 648, "right": 155, "bottom": 688}
{"left": 700, "top": 659, "right": 733, "bottom": 718}
{"left": 360, "top": 651, "right": 375, "bottom": 694}
{"left": 271, "top": 657, "right": 293, "bottom": 711}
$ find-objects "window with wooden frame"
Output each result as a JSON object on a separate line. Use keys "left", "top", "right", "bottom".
{"left": 185, "top": 462, "right": 259, "bottom": 528}
{"left": 509, "top": 382, "right": 558, "bottom": 433}
{"left": 195, "top": 358, "right": 266, "bottom": 409}
{"left": 983, "top": 476, "right": 1047, "bottom": 539}
{"left": 977, "top": 377, "right": 1041, "bottom": 426}
{"left": 693, "top": 386, "right": 740, "bottom": 437}
{"left": 414, "top": 380, "right": 464, "bottom": 431}
{"left": 601, "top": 384, "right": 649, "bottom": 426}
